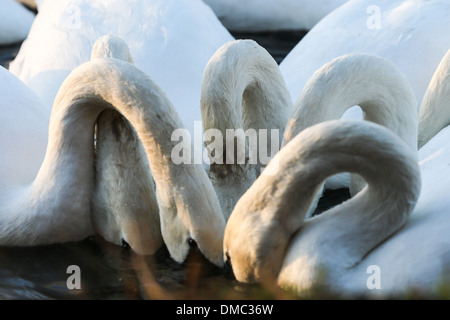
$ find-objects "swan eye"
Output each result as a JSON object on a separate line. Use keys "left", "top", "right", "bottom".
{"left": 187, "top": 238, "right": 197, "bottom": 248}
{"left": 121, "top": 238, "right": 130, "bottom": 250}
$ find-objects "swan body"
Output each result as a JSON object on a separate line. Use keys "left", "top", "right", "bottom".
{"left": 1, "top": 58, "right": 226, "bottom": 266}
{"left": 203, "top": 0, "right": 349, "bottom": 32}
{"left": 280, "top": 0, "right": 450, "bottom": 108}
{"left": 0, "top": 0, "right": 35, "bottom": 45}
{"left": 224, "top": 120, "right": 427, "bottom": 297}
{"left": 9, "top": 0, "right": 233, "bottom": 135}
{"left": 200, "top": 39, "right": 292, "bottom": 216}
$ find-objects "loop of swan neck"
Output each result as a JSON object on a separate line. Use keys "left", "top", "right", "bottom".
{"left": 200, "top": 40, "right": 292, "bottom": 164}
{"left": 418, "top": 49, "right": 450, "bottom": 149}
{"left": 225, "top": 120, "right": 421, "bottom": 282}
{"left": 282, "top": 54, "right": 418, "bottom": 153}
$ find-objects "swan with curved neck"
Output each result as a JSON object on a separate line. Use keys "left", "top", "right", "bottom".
{"left": 224, "top": 120, "right": 421, "bottom": 295}
{"left": 0, "top": 58, "right": 225, "bottom": 266}
{"left": 200, "top": 39, "right": 292, "bottom": 216}
{"left": 90, "top": 34, "right": 162, "bottom": 255}
{"left": 282, "top": 53, "right": 418, "bottom": 195}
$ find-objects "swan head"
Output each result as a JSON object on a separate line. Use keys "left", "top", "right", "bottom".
{"left": 90, "top": 34, "right": 134, "bottom": 64}
{"left": 155, "top": 168, "right": 226, "bottom": 267}
{"left": 223, "top": 186, "right": 292, "bottom": 284}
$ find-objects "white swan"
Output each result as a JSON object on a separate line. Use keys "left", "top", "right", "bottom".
{"left": 224, "top": 119, "right": 431, "bottom": 297}
{"left": 89, "top": 34, "right": 162, "bottom": 255}
{"left": 1, "top": 58, "right": 226, "bottom": 266}
{"left": 0, "top": 0, "right": 35, "bottom": 45}
{"left": 203, "top": 0, "right": 349, "bottom": 32}
{"left": 0, "top": 66, "right": 48, "bottom": 191}
{"left": 9, "top": 0, "right": 233, "bottom": 136}
{"left": 200, "top": 39, "right": 292, "bottom": 216}
{"left": 282, "top": 52, "right": 417, "bottom": 195}
{"left": 280, "top": 0, "right": 450, "bottom": 110}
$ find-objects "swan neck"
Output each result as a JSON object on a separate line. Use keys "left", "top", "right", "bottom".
{"left": 418, "top": 49, "right": 450, "bottom": 149}
{"left": 283, "top": 54, "right": 418, "bottom": 151}
{"left": 225, "top": 120, "right": 420, "bottom": 282}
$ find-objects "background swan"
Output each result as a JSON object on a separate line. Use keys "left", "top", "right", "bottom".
{"left": 224, "top": 120, "right": 429, "bottom": 297}
{"left": 1, "top": 58, "right": 226, "bottom": 266}
{"left": 9, "top": 0, "right": 234, "bottom": 136}
{"left": 0, "top": 0, "right": 35, "bottom": 45}
{"left": 280, "top": 0, "right": 450, "bottom": 111}
{"left": 203, "top": 0, "right": 349, "bottom": 32}
{"left": 200, "top": 39, "right": 292, "bottom": 216}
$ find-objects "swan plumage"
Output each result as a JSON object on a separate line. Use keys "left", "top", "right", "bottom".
{"left": 418, "top": 48, "right": 450, "bottom": 149}
{"left": 9, "top": 0, "right": 233, "bottom": 135}
{"left": 90, "top": 34, "right": 162, "bottom": 255}
{"left": 280, "top": 0, "right": 450, "bottom": 108}
{"left": 282, "top": 52, "right": 417, "bottom": 195}
{"left": 200, "top": 39, "right": 292, "bottom": 216}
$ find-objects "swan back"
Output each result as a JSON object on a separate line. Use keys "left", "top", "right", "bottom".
{"left": 224, "top": 120, "right": 420, "bottom": 285}
{"left": 90, "top": 34, "right": 162, "bottom": 255}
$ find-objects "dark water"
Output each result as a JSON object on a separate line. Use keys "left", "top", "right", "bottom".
{"left": 0, "top": 12, "right": 352, "bottom": 299}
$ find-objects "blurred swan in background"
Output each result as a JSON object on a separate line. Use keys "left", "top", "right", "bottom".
{"left": 203, "top": 0, "right": 349, "bottom": 32}
{"left": 0, "top": 0, "right": 35, "bottom": 45}
{"left": 9, "top": 0, "right": 234, "bottom": 136}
